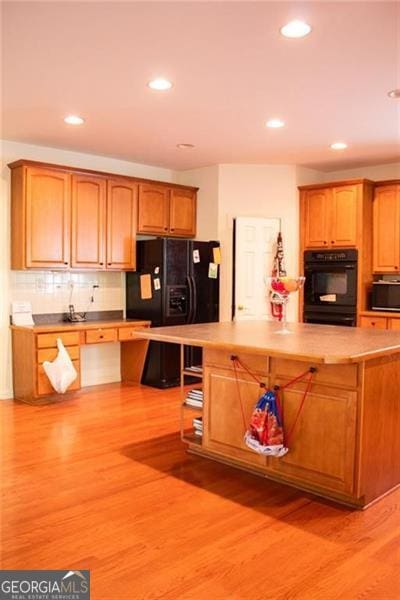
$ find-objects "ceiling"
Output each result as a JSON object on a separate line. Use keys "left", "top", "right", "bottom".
{"left": 2, "top": 1, "right": 399, "bottom": 171}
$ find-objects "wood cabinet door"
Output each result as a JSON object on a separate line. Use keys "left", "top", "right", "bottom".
{"left": 330, "top": 185, "right": 358, "bottom": 247}
{"left": 202, "top": 367, "right": 267, "bottom": 467}
{"left": 137, "top": 184, "right": 169, "bottom": 234}
{"left": 389, "top": 318, "right": 400, "bottom": 330}
{"left": 303, "top": 189, "right": 330, "bottom": 248}
{"left": 269, "top": 384, "right": 357, "bottom": 495}
{"left": 106, "top": 179, "right": 137, "bottom": 270}
{"left": 169, "top": 189, "right": 196, "bottom": 237}
{"left": 25, "top": 167, "right": 71, "bottom": 268}
{"left": 71, "top": 175, "right": 107, "bottom": 269}
{"left": 373, "top": 185, "right": 400, "bottom": 273}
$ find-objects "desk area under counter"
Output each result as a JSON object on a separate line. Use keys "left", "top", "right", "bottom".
{"left": 11, "top": 319, "right": 150, "bottom": 403}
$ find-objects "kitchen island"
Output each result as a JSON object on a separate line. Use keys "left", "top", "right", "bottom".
{"left": 133, "top": 321, "right": 400, "bottom": 508}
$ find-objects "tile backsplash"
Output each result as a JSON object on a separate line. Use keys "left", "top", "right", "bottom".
{"left": 10, "top": 271, "right": 125, "bottom": 316}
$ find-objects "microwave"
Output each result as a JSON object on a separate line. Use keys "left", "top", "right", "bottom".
{"left": 371, "top": 281, "right": 400, "bottom": 311}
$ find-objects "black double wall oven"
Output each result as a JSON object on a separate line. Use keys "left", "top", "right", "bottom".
{"left": 303, "top": 249, "right": 358, "bottom": 327}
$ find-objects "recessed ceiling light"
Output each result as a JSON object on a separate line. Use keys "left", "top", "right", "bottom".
{"left": 388, "top": 89, "right": 400, "bottom": 98}
{"left": 280, "top": 20, "right": 312, "bottom": 39}
{"left": 64, "top": 115, "right": 85, "bottom": 125}
{"left": 266, "top": 118, "right": 285, "bottom": 128}
{"left": 176, "top": 143, "right": 195, "bottom": 149}
{"left": 148, "top": 78, "right": 173, "bottom": 91}
{"left": 330, "top": 142, "right": 348, "bottom": 150}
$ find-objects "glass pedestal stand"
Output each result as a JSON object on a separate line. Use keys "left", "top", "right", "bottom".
{"left": 268, "top": 276, "right": 305, "bottom": 335}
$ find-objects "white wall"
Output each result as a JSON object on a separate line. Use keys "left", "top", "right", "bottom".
{"left": 218, "top": 164, "right": 300, "bottom": 322}
{"left": 321, "top": 162, "right": 400, "bottom": 183}
{"left": 0, "top": 139, "right": 174, "bottom": 399}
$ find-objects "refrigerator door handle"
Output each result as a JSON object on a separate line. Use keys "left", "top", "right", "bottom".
{"left": 186, "top": 275, "right": 194, "bottom": 324}
{"left": 190, "top": 275, "right": 197, "bottom": 323}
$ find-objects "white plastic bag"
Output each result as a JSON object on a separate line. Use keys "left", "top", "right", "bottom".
{"left": 42, "top": 338, "right": 78, "bottom": 394}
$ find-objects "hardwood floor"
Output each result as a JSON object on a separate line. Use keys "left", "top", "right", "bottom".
{"left": 1, "top": 383, "right": 400, "bottom": 600}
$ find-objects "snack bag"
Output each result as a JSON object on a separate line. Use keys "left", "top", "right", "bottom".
{"left": 244, "top": 389, "right": 288, "bottom": 457}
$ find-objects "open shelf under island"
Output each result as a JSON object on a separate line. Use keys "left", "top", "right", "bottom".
{"left": 132, "top": 321, "right": 400, "bottom": 509}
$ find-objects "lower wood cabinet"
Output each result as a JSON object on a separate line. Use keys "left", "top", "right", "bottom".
{"left": 199, "top": 349, "right": 362, "bottom": 502}
{"left": 360, "top": 316, "right": 388, "bottom": 329}
{"left": 268, "top": 383, "right": 357, "bottom": 495}
{"left": 359, "top": 315, "right": 400, "bottom": 330}
{"left": 11, "top": 320, "right": 150, "bottom": 403}
{"left": 203, "top": 367, "right": 268, "bottom": 467}
{"left": 37, "top": 361, "right": 81, "bottom": 396}
{"left": 85, "top": 328, "right": 117, "bottom": 344}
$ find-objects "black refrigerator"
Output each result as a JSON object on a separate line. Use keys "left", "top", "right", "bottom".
{"left": 126, "top": 238, "right": 220, "bottom": 388}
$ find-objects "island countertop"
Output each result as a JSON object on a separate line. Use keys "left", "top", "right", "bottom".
{"left": 132, "top": 320, "right": 400, "bottom": 364}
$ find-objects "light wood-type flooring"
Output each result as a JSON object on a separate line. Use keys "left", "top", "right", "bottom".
{"left": 1, "top": 383, "right": 400, "bottom": 599}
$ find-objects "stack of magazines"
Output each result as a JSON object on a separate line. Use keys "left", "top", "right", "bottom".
{"left": 185, "top": 365, "right": 203, "bottom": 375}
{"left": 193, "top": 416, "right": 203, "bottom": 438}
{"left": 185, "top": 388, "right": 203, "bottom": 408}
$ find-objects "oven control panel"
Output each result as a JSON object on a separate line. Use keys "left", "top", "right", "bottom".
{"left": 305, "top": 249, "right": 358, "bottom": 263}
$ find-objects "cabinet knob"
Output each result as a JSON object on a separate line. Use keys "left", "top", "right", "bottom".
{"left": 170, "top": 228, "right": 175, "bottom": 232}
{"left": 100, "top": 335, "right": 104, "bottom": 339}
{"left": 323, "top": 241, "right": 327, "bottom": 245}
{"left": 395, "top": 266, "right": 399, "bottom": 270}
{"left": 99, "top": 262, "right": 104, "bottom": 265}
{"left": 331, "top": 241, "right": 335, "bottom": 244}
{"left": 164, "top": 227, "right": 168, "bottom": 231}
{"left": 64, "top": 262, "right": 68, "bottom": 265}
{"left": 107, "top": 262, "right": 112, "bottom": 266}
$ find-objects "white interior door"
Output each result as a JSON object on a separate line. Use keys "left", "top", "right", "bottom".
{"left": 234, "top": 217, "right": 281, "bottom": 321}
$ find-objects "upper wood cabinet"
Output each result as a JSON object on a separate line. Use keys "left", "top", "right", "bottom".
{"left": 137, "top": 183, "right": 197, "bottom": 237}
{"left": 303, "top": 188, "right": 330, "bottom": 248}
{"left": 373, "top": 184, "right": 400, "bottom": 273}
{"left": 11, "top": 166, "right": 71, "bottom": 269}
{"left": 71, "top": 174, "right": 107, "bottom": 269}
{"left": 330, "top": 185, "right": 358, "bottom": 247}
{"left": 169, "top": 188, "right": 196, "bottom": 237}
{"left": 9, "top": 160, "right": 197, "bottom": 270}
{"left": 137, "top": 184, "right": 169, "bottom": 234}
{"left": 301, "top": 183, "right": 359, "bottom": 249}
{"left": 107, "top": 179, "right": 137, "bottom": 270}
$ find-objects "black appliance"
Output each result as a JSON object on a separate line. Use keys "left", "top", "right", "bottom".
{"left": 303, "top": 249, "right": 358, "bottom": 327}
{"left": 371, "top": 280, "right": 400, "bottom": 312}
{"left": 126, "top": 238, "right": 220, "bottom": 388}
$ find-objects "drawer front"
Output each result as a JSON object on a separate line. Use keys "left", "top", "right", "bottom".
{"left": 360, "top": 316, "right": 388, "bottom": 330}
{"left": 203, "top": 348, "right": 269, "bottom": 376}
{"left": 37, "top": 361, "right": 80, "bottom": 396}
{"left": 86, "top": 328, "right": 117, "bottom": 344}
{"left": 118, "top": 326, "right": 148, "bottom": 341}
{"left": 37, "top": 332, "right": 80, "bottom": 348}
{"left": 389, "top": 318, "right": 400, "bottom": 330}
{"left": 270, "top": 358, "right": 358, "bottom": 389}
{"left": 38, "top": 346, "right": 80, "bottom": 364}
